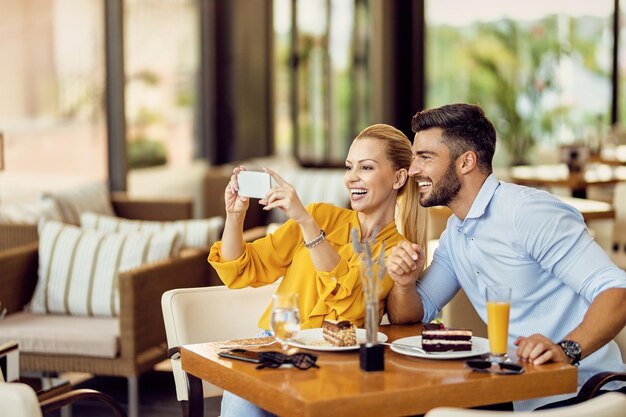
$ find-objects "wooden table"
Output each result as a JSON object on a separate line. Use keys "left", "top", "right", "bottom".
{"left": 181, "top": 324, "right": 577, "bottom": 417}
{"left": 558, "top": 196, "right": 615, "bottom": 221}
{"left": 509, "top": 163, "right": 626, "bottom": 198}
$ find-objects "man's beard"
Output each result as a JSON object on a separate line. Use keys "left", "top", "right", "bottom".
{"left": 419, "top": 161, "right": 461, "bottom": 207}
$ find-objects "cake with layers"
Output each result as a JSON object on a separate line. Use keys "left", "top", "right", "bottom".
{"left": 421, "top": 323, "right": 472, "bottom": 352}
{"left": 322, "top": 320, "right": 357, "bottom": 347}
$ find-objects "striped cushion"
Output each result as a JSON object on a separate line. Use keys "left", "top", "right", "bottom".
{"left": 42, "top": 182, "right": 115, "bottom": 225}
{"left": 30, "top": 220, "right": 181, "bottom": 317}
{"left": 80, "top": 212, "right": 224, "bottom": 249}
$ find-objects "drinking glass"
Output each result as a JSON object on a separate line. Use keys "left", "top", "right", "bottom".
{"left": 270, "top": 293, "right": 300, "bottom": 352}
{"left": 486, "top": 285, "right": 511, "bottom": 363}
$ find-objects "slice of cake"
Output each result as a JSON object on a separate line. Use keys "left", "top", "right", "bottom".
{"left": 421, "top": 324, "right": 472, "bottom": 352}
{"left": 322, "top": 320, "right": 357, "bottom": 347}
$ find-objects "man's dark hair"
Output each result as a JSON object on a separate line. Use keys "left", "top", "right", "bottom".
{"left": 411, "top": 103, "right": 496, "bottom": 175}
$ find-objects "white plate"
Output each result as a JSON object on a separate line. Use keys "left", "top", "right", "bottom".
{"left": 290, "top": 328, "right": 388, "bottom": 352}
{"left": 391, "top": 336, "right": 490, "bottom": 359}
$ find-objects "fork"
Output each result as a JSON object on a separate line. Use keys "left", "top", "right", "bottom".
{"left": 218, "top": 340, "right": 277, "bottom": 350}
{"left": 381, "top": 342, "right": 429, "bottom": 354}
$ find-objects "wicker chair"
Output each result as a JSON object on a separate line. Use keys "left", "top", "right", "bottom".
{"left": 0, "top": 195, "right": 212, "bottom": 417}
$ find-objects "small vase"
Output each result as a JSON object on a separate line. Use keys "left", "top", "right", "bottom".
{"left": 364, "top": 300, "right": 379, "bottom": 346}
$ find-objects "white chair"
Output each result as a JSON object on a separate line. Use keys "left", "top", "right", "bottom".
{"left": 161, "top": 283, "right": 279, "bottom": 416}
{"left": 424, "top": 391, "right": 626, "bottom": 417}
{"left": 0, "top": 382, "right": 127, "bottom": 417}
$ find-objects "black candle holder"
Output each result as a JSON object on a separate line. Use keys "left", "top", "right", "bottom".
{"left": 359, "top": 343, "right": 384, "bottom": 372}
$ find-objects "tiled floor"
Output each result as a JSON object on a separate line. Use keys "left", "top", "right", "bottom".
{"left": 44, "top": 369, "right": 222, "bottom": 417}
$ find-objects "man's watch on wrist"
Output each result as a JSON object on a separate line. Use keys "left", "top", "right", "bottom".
{"left": 558, "top": 340, "right": 582, "bottom": 366}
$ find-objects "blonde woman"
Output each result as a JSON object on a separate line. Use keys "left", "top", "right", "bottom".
{"left": 208, "top": 124, "right": 428, "bottom": 417}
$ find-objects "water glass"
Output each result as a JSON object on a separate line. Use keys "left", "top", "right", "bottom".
{"left": 270, "top": 293, "right": 300, "bottom": 351}
{"left": 485, "top": 285, "right": 511, "bottom": 363}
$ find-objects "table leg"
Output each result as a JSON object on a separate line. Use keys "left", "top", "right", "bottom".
{"left": 187, "top": 373, "right": 204, "bottom": 417}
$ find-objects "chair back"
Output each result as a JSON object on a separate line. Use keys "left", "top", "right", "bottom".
{"left": 161, "top": 283, "right": 279, "bottom": 400}
{"left": 424, "top": 391, "right": 626, "bottom": 417}
{"left": 0, "top": 382, "right": 43, "bottom": 417}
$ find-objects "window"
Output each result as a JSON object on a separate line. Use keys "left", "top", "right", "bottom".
{"left": 275, "top": 0, "right": 371, "bottom": 166}
{"left": 0, "top": 0, "right": 107, "bottom": 179}
{"left": 124, "top": 0, "right": 199, "bottom": 170}
{"left": 425, "top": 0, "right": 614, "bottom": 165}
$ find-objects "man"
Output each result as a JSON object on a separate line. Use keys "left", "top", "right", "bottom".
{"left": 386, "top": 103, "right": 626, "bottom": 411}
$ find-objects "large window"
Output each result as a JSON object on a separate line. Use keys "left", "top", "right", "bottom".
{"left": 124, "top": 0, "right": 199, "bottom": 170}
{"left": 425, "top": 1, "right": 614, "bottom": 165}
{"left": 0, "top": 0, "right": 107, "bottom": 179}
{"left": 274, "top": 0, "right": 371, "bottom": 166}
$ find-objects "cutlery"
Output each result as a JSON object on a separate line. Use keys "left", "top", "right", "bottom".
{"left": 218, "top": 340, "right": 277, "bottom": 350}
{"left": 381, "top": 342, "right": 429, "bottom": 354}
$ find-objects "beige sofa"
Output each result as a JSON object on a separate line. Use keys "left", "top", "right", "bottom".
{"left": 0, "top": 196, "right": 212, "bottom": 417}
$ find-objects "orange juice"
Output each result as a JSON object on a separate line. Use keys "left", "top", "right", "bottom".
{"left": 487, "top": 301, "right": 510, "bottom": 355}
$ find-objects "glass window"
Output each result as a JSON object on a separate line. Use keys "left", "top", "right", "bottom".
{"left": 0, "top": 0, "right": 107, "bottom": 179}
{"left": 124, "top": 0, "right": 199, "bottom": 170}
{"left": 275, "top": 0, "right": 371, "bottom": 166}
{"left": 426, "top": 0, "right": 614, "bottom": 165}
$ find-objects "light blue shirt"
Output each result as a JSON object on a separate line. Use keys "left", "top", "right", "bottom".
{"left": 417, "top": 174, "right": 626, "bottom": 411}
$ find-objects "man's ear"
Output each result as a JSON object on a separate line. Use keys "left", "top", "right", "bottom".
{"left": 393, "top": 169, "right": 408, "bottom": 189}
{"left": 459, "top": 151, "right": 477, "bottom": 173}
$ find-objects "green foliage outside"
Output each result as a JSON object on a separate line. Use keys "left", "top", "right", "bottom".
{"left": 427, "top": 15, "right": 610, "bottom": 165}
{"left": 127, "top": 138, "right": 168, "bottom": 169}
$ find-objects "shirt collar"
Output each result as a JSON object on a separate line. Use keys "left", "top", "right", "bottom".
{"left": 464, "top": 173, "right": 500, "bottom": 220}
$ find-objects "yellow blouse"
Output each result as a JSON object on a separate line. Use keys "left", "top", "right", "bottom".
{"left": 208, "top": 203, "right": 404, "bottom": 330}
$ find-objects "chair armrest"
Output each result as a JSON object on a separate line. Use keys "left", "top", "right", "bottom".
{"left": 0, "top": 243, "right": 39, "bottom": 314}
{"left": 117, "top": 249, "right": 210, "bottom": 359}
{"left": 0, "top": 224, "right": 38, "bottom": 251}
{"left": 110, "top": 192, "right": 193, "bottom": 221}
{"left": 40, "top": 388, "right": 127, "bottom": 417}
{"left": 577, "top": 371, "right": 626, "bottom": 400}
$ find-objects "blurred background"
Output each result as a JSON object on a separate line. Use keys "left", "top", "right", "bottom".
{"left": 2, "top": 0, "right": 625, "bottom": 187}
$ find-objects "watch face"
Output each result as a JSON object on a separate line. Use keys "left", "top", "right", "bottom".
{"left": 562, "top": 340, "right": 582, "bottom": 355}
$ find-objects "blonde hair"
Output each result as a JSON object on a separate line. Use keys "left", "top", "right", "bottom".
{"left": 354, "top": 124, "right": 428, "bottom": 253}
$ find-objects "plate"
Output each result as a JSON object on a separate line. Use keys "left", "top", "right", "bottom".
{"left": 290, "top": 328, "right": 388, "bottom": 352}
{"left": 391, "top": 336, "right": 490, "bottom": 359}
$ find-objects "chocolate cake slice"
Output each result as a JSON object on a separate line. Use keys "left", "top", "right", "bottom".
{"left": 421, "top": 325, "right": 472, "bottom": 352}
{"left": 322, "top": 320, "right": 357, "bottom": 347}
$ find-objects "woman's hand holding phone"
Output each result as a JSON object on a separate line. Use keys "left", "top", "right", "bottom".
{"left": 224, "top": 166, "right": 250, "bottom": 215}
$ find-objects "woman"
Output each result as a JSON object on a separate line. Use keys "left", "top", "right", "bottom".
{"left": 208, "top": 124, "right": 427, "bottom": 417}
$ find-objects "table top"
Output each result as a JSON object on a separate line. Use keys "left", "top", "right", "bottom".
{"left": 558, "top": 196, "right": 615, "bottom": 221}
{"left": 181, "top": 324, "right": 577, "bottom": 417}
{"left": 509, "top": 163, "right": 626, "bottom": 187}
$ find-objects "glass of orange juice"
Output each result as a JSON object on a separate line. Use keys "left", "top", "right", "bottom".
{"left": 486, "top": 285, "right": 511, "bottom": 363}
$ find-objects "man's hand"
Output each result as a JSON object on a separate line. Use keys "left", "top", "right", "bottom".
{"left": 385, "top": 241, "right": 425, "bottom": 288}
{"left": 514, "top": 334, "right": 571, "bottom": 365}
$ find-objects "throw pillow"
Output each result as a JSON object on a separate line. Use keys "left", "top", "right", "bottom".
{"left": 42, "top": 182, "right": 115, "bottom": 225}
{"left": 0, "top": 199, "right": 63, "bottom": 224}
{"left": 30, "top": 220, "right": 181, "bottom": 317}
{"left": 80, "top": 212, "right": 224, "bottom": 249}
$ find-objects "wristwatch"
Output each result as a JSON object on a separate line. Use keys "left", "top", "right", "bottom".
{"left": 558, "top": 340, "right": 582, "bottom": 365}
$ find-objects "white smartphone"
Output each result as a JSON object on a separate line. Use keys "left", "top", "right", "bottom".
{"left": 237, "top": 171, "right": 272, "bottom": 199}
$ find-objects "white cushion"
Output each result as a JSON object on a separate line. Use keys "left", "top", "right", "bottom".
{"left": 0, "top": 199, "right": 63, "bottom": 224}
{"left": 0, "top": 382, "right": 43, "bottom": 417}
{"left": 0, "top": 311, "right": 118, "bottom": 358}
{"left": 29, "top": 220, "right": 181, "bottom": 317}
{"left": 42, "top": 181, "right": 115, "bottom": 225}
{"left": 80, "top": 212, "right": 224, "bottom": 249}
